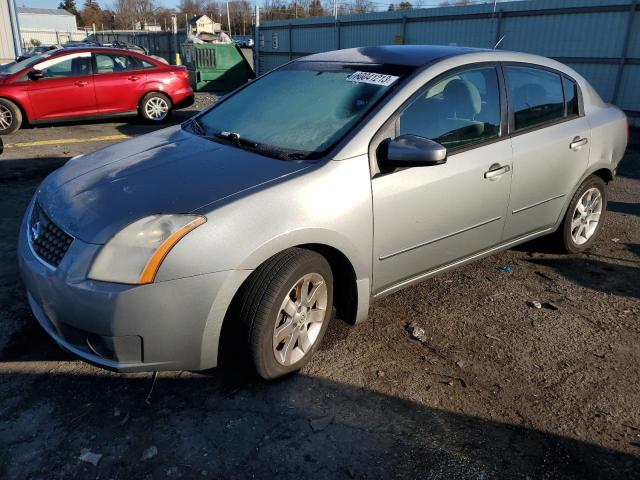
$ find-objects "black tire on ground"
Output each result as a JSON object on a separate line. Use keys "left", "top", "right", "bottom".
{"left": 139, "top": 92, "right": 172, "bottom": 123}
{"left": 559, "top": 174, "right": 608, "bottom": 254}
{"left": 237, "top": 248, "right": 334, "bottom": 380}
{"left": 0, "top": 98, "right": 23, "bottom": 135}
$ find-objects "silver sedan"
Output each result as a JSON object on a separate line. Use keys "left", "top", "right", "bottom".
{"left": 19, "top": 46, "right": 628, "bottom": 379}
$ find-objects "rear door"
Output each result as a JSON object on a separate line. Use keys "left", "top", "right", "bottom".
{"left": 26, "top": 52, "right": 96, "bottom": 119}
{"left": 502, "top": 65, "right": 590, "bottom": 240}
{"left": 91, "top": 52, "right": 147, "bottom": 114}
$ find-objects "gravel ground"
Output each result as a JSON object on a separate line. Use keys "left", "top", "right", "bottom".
{"left": 0, "top": 106, "right": 638, "bottom": 479}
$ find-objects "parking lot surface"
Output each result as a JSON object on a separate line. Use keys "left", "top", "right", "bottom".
{"left": 0, "top": 98, "right": 639, "bottom": 479}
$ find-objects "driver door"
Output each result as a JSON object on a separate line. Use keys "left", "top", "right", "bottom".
{"left": 371, "top": 65, "right": 513, "bottom": 293}
{"left": 26, "top": 52, "right": 97, "bottom": 120}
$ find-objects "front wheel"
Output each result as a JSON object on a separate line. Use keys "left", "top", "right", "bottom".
{"left": 0, "top": 98, "right": 22, "bottom": 135}
{"left": 139, "top": 92, "right": 172, "bottom": 123}
{"left": 560, "top": 175, "right": 608, "bottom": 253}
{"left": 238, "top": 248, "right": 334, "bottom": 380}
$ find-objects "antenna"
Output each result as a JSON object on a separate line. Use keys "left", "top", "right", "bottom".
{"left": 494, "top": 35, "right": 505, "bottom": 49}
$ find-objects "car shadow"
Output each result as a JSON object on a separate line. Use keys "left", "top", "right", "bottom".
{"left": 526, "top": 255, "right": 640, "bottom": 299}
{"left": 19, "top": 110, "right": 197, "bottom": 138}
{"left": 609, "top": 200, "right": 640, "bottom": 217}
{"left": 1, "top": 316, "right": 639, "bottom": 479}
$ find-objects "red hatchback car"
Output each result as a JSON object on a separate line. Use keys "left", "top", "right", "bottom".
{"left": 0, "top": 47, "right": 194, "bottom": 134}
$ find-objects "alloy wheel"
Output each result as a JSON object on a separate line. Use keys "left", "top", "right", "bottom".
{"left": 571, "top": 187, "right": 602, "bottom": 245}
{"left": 272, "top": 272, "right": 328, "bottom": 366}
{"left": 145, "top": 97, "right": 169, "bottom": 121}
{"left": 0, "top": 105, "right": 13, "bottom": 130}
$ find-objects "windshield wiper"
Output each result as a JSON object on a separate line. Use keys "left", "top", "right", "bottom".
{"left": 188, "top": 117, "right": 206, "bottom": 136}
{"left": 213, "top": 131, "right": 258, "bottom": 149}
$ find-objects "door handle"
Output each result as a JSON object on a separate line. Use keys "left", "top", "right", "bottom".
{"left": 74, "top": 81, "right": 88, "bottom": 87}
{"left": 570, "top": 136, "right": 588, "bottom": 150}
{"left": 484, "top": 163, "right": 511, "bottom": 179}
{"left": 128, "top": 75, "right": 140, "bottom": 81}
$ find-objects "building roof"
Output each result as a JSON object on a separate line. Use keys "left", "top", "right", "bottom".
{"left": 189, "top": 14, "right": 211, "bottom": 24}
{"left": 18, "top": 7, "right": 75, "bottom": 16}
{"left": 299, "top": 45, "right": 490, "bottom": 66}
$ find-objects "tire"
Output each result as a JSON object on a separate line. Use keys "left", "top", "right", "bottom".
{"left": 237, "top": 248, "right": 334, "bottom": 380}
{"left": 559, "top": 175, "right": 608, "bottom": 254}
{"left": 139, "top": 92, "right": 172, "bottom": 123}
{"left": 0, "top": 98, "right": 22, "bottom": 135}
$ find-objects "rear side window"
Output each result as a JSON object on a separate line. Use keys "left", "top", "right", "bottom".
{"left": 141, "top": 59, "right": 156, "bottom": 69}
{"left": 94, "top": 53, "right": 139, "bottom": 74}
{"left": 563, "top": 76, "right": 579, "bottom": 116}
{"left": 505, "top": 66, "right": 564, "bottom": 131}
{"left": 399, "top": 66, "right": 501, "bottom": 150}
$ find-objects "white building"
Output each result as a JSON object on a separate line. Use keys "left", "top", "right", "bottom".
{"left": 188, "top": 15, "right": 221, "bottom": 35}
{"left": 18, "top": 7, "right": 77, "bottom": 31}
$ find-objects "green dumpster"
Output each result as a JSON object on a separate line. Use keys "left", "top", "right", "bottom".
{"left": 181, "top": 43, "right": 254, "bottom": 92}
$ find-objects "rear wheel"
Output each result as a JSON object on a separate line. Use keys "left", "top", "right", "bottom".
{"left": 0, "top": 98, "right": 22, "bottom": 135}
{"left": 238, "top": 248, "right": 334, "bottom": 380}
{"left": 139, "top": 92, "right": 171, "bottom": 123}
{"left": 559, "top": 175, "right": 608, "bottom": 253}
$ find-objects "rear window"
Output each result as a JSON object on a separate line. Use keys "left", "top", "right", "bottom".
{"left": 505, "top": 66, "right": 565, "bottom": 131}
{"left": 94, "top": 53, "right": 139, "bottom": 73}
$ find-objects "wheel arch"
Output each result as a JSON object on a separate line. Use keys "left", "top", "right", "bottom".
{"left": 0, "top": 96, "right": 29, "bottom": 125}
{"left": 554, "top": 166, "right": 613, "bottom": 231}
{"left": 137, "top": 88, "right": 173, "bottom": 111}
{"left": 208, "top": 241, "right": 368, "bottom": 370}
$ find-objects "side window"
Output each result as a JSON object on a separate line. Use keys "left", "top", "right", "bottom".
{"left": 141, "top": 59, "right": 156, "bottom": 69}
{"left": 37, "top": 53, "right": 92, "bottom": 78}
{"left": 94, "top": 53, "right": 139, "bottom": 74}
{"left": 562, "top": 76, "right": 579, "bottom": 117}
{"left": 505, "top": 66, "right": 564, "bottom": 131}
{"left": 398, "top": 66, "right": 501, "bottom": 150}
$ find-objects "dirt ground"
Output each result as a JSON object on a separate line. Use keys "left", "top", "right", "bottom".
{"left": 0, "top": 98, "right": 639, "bottom": 479}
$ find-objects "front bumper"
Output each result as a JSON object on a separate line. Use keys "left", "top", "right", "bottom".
{"left": 18, "top": 203, "right": 240, "bottom": 372}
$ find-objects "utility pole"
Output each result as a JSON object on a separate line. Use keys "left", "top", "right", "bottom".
{"left": 333, "top": 0, "right": 337, "bottom": 18}
{"left": 226, "top": 1, "right": 232, "bottom": 37}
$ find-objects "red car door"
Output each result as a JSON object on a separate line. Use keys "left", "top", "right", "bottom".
{"left": 26, "top": 52, "right": 97, "bottom": 119}
{"left": 92, "top": 52, "right": 147, "bottom": 114}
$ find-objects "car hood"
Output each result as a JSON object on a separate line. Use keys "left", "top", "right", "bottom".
{"left": 37, "top": 125, "right": 311, "bottom": 244}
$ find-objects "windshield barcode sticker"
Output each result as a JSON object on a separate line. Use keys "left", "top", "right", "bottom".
{"left": 346, "top": 71, "right": 399, "bottom": 86}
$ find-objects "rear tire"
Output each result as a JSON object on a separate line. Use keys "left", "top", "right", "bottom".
{"left": 139, "top": 92, "right": 172, "bottom": 123}
{"left": 559, "top": 175, "right": 608, "bottom": 253}
{"left": 0, "top": 98, "right": 22, "bottom": 135}
{"left": 237, "top": 248, "right": 334, "bottom": 380}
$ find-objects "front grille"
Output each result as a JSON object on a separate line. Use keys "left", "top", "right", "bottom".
{"left": 28, "top": 203, "right": 73, "bottom": 267}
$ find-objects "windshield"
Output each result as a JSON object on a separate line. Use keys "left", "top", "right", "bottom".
{"left": 192, "top": 62, "right": 414, "bottom": 160}
{"left": 0, "top": 52, "right": 52, "bottom": 75}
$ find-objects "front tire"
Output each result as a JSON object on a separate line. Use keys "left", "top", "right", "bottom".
{"left": 560, "top": 175, "right": 608, "bottom": 253}
{"left": 139, "top": 92, "right": 172, "bottom": 123}
{"left": 238, "top": 248, "right": 334, "bottom": 380}
{"left": 0, "top": 98, "right": 22, "bottom": 135}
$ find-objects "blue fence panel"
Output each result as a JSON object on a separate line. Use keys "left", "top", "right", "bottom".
{"left": 257, "top": 0, "right": 640, "bottom": 122}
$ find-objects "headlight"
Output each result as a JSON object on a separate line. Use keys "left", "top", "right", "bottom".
{"left": 88, "top": 214, "right": 206, "bottom": 284}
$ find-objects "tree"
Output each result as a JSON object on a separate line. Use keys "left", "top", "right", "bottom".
{"left": 58, "top": 0, "right": 82, "bottom": 26}
{"left": 398, "top": 1, "right": 413, "bottom": 10}
{"left": 80, "top": 0, "right": 104, "bottom": 28}
{"left": 388, "top": 3, "right": 395, "bottom": 11}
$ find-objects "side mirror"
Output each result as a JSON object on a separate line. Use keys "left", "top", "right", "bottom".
{"left": 384, "top": 134, "right": 447, "bottom": 167}
{"left": 28, "top": 69, "right": 44, "bottom": 81}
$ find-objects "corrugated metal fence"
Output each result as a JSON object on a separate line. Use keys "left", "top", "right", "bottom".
{"left": 256, "top": 0, "right": 640, "bottom": 123}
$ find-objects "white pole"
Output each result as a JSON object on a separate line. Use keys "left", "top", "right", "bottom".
{"left": 226, "top": 1, "right": 232, "bottom": 37}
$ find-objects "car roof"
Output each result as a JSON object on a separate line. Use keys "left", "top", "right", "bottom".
{"left": 298, "top": 45, "right": 491, "bottom": 66}
{"left": 60, "top": 46, "right": 143, "bottom": 54}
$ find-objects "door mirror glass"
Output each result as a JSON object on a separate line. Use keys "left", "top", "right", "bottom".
{"left": 28, "top": 69, "right": 44, "bottom": 80}
{"left": 384, "top": 134, "right": 447, "bottom": 167}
